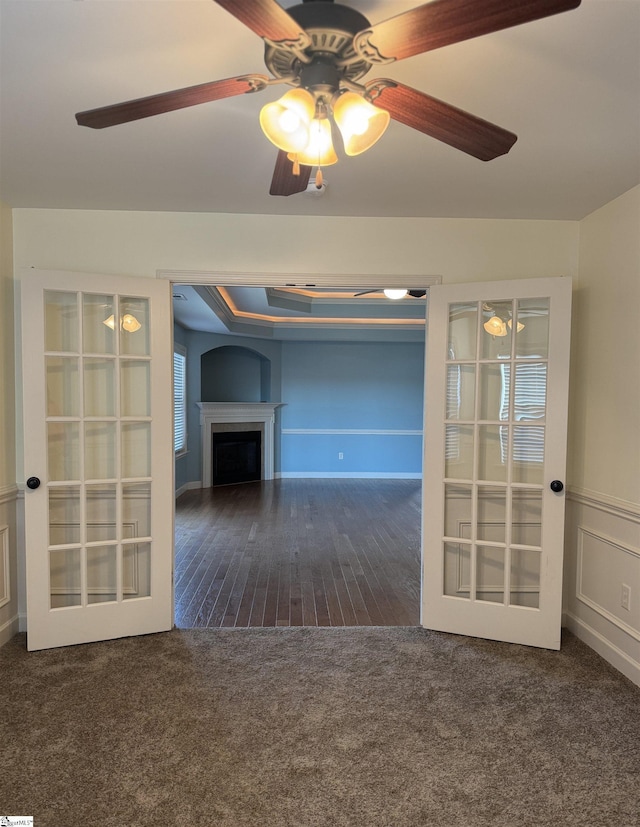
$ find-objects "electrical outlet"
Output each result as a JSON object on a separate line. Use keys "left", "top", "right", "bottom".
{"left": 621, "top": 584, "right": 631, "bottom": 611}
{"left": 338, "top": 452, "right": 343, "bottom": 460}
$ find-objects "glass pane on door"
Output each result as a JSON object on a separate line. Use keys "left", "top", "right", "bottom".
{"left": 45, "top": 291, "right": 78, "bottom": 353}
{"left": 443, "top": 542, "right": 470, "bottom": 600}
{"left": 119, "top": 298, "right": 150, "bottom": 356}
{"left": 122, "top": 482, "right": 151, "bottom": 537}
{"left": 87, "top": 545, "right": 118, "bottom": 604}
{"left": 48, "top": 423, "right": 80, "bottom": 481}
{"left": 85, "top": 422, "right": 117, "bottom": 480}
{"left": 476, "top": 546, "right": 505, "bottom": 604}
{"left": 441, "top": 296, "right": 549, "bottom": 611}
{"left": 123, "top": 542, "right": 151, "bottom": 600}
{"left": 50, "top": 548, "right": 81, "bottom": 608}
{"left": 46, "top": 356, "right": 79, "bottom": 416}
{"left": 43, "top": 288, "right": 155, "bottom": 612}
{"left": 86, "top": 483, "right": 117, "bottom": 542}
{"left": 121, "top": 361, "right": 151, "bottom": 417}
{"left": 49, "top": 486, "right": 81, "bottom": 546}
{"left": 515, "top": 298, "right": 549, "bottom": 359}
{"left": 83, "top": 294, "right": 116, "bottom": 355}
{"left": 84, "top": 358, "right": 116, "bottom": 417}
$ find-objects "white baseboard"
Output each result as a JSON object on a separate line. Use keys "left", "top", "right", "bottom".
{"left": 0, "top": 613, "right": 20, "bottom": 648}
{"left": 563, "top": 611, "right": 640, "bottom": 688}
{"left": 178, "top": 474, "right": 421, "bottom": 491}
{"left": 175, "top": 481, "right": 202, "bottom": 498}
{"left": 278, "top": 472, "right": 422, "bottom": 480}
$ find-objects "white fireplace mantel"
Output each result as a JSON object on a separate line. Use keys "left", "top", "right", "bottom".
{"left": 196, "top": 402, "right": 282, "bottom": 488}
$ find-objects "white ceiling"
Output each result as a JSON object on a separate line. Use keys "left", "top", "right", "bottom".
{"left": 172, "top": 284, "right": 430, "bottom": 340}
{"left": 1, "top": 0, "right": 638, "bottom": 222}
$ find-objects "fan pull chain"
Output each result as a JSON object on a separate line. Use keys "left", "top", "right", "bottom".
{"left": 291, "top": 155, "right": 301, "bottom": 176}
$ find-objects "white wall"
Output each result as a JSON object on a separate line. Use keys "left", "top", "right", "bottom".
{"left": 12, "top": 209, "right": 578, "bottom": 283}
{"left": 569, "top": 186, "right": 640, "bottom": 502}
{"left": 563, "top": 185, "right": 640, "bottom": 685}
{"left": 0, "top": 201, "right": 19, "bottom": 645}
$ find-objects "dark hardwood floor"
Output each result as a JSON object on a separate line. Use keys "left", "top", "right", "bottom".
{"left": 174, "top": 478, "right": 421, "bottom": 628}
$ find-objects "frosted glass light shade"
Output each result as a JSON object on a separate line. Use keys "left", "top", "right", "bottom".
{"left": 483, "top": 316, "right": 508, "bottom": 336}
{"left": 288, "top": 118, "right": 338, "bottom": 166}
{"left": 333, "top": 92, "right": 390, "bottom": 156}
{"left": 383, "top": 289, "right": 408, "bottom": 300}
{"left": 259, "top": 88, "right": 316, "bottom": 153}
{"left": 122, "top": 314, "right": 142, "bottom": 333}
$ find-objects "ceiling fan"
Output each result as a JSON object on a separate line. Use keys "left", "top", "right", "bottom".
{"left": 75, "top": 0, "right": 581, "bottom": 196}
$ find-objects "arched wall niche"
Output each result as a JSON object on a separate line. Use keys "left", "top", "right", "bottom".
{"left": 201, "top": 344, "right": 272, "bottom": 402}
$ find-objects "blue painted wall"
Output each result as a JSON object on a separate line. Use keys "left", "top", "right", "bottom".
{"left": 201, "top": 345, "right": 271, "bottom": 402}
{"left": 280, "top": 341, "right": 424, "bottom": 477}
{"left": 174, "top": 328, "right": 425, "bottom": 489}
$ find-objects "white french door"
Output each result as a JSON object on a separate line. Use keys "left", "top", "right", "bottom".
{"left": 422, "top": 277, "right": 572, "bottom": 650}
{"left": 21, "top": 269, "right": 174, "bottom": 651}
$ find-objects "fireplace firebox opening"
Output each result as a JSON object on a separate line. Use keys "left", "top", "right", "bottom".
{"left": 212, "top": 430, "right": 262, "bottom": 486}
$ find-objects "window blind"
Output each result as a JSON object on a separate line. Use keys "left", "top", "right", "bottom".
{"left": 174, "top": 349, "right": 186, "bottom": 453}
{"left": 500, "top": 361, "right": 547, "bottom": 463}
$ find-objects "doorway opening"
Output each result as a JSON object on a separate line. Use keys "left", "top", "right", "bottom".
{"left": 171, "top": 279, "right": 428, "bottom": 629}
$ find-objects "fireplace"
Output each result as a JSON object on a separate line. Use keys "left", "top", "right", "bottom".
{"left": 212, "top": 430, "right": 262, "bottom": 486}
{"left": 196, "top": 403, "right": 282, "bottom": 489}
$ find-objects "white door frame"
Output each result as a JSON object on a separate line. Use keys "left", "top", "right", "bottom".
{"left": 164, "top": 267, "right": 434, "bottom": 625}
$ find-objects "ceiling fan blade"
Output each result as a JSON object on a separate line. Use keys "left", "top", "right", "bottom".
{"left": 355, "top": 0, "right": 581, "bottom": 63}
{"left": 354, "top": 290, "right": 382, "bottom": 297}
{"left": 367, "top": 80, "right": 517, "bottom": 161}
{"left": 269, "top": 151, "right": 312, "bottom": 196}
{"left": 213, "top": 0, "right": 311, "bottom": 48}
{"left": 76, "top": 74, "right": 269, "bottom": 129}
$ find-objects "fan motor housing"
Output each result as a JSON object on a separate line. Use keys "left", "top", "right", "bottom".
{"left": 290, "top": 0, "right": 370, "bottom": 34}
{"left": 264, "top": 1, "right": 373, "bottom": 85}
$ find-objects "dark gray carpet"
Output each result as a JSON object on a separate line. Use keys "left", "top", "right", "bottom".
{"left": 1, "top": 628, "right": 639, "bottom": 826}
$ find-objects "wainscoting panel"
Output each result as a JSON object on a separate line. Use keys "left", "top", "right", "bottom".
{"left": 564, "top": 488, "right": 640, "bottom": 686}
{"left": 0, "top": 524, "right": 9, "bottom": 608}
{"left": 0, "top": 485, "right": 19, "bottom": 647}
{"left": 577, "top": 527, "right": 640, "bottom": 640}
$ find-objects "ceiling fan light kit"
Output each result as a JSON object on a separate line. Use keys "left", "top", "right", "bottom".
{"left": 75, "top": 0, "right": 582, "bottom": 196}
{"left": 383, "top": 289, "right": 409, "bottom": 300}
{"left": 354, "top": 288, "right": 427, "bottom": 300}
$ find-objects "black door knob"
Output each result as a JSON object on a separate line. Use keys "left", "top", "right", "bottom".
{"left": 550, "top": 480, "right": 564, "bottom": 493}
{"left": 26, "top": 476, "right": 41, "bottom": 490}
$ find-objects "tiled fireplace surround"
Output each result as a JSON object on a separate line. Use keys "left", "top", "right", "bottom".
{"left": 196, "top": 403, "right": 282, "bottom": 488}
